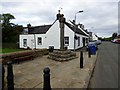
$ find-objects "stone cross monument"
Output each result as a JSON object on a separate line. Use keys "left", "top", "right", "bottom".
{"left": 48, "top": 10, "right": 77, "bottom": 62}
{"left": 59, "top": 16, "right": 65, "bottom": 50}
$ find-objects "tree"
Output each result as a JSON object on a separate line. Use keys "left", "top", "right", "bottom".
{"left": 1, "top": 13, "right": 15, "bottom": 25}
{"left": 118, "top": 34, "right": 120, "bottom": 38}
{"left": 1, "top": 13, "right": 23, "bottom": 42}
{"left": 112, "top": 33, "right": 117, "bottom": 38}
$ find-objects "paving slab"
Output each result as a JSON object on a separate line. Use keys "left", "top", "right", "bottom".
{"left": 4, "top": 50, "right": 97, "bottom": 88}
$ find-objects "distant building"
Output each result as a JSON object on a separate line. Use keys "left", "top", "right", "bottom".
{"left": 92, "top": 34, "right": 98, "bottom": 41}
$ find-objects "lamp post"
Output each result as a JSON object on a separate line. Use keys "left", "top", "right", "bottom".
{"left": 74, "top": 10, "right": 83, "bottom": 51}
{"left": 89, "top": 27, "right": 94, "bottom": 41}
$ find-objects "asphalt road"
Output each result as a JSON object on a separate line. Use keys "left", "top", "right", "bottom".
{"left": 89, "top": 41, "right": 119, "bottom": 88}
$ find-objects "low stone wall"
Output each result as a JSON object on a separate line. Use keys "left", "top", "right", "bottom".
{"left": 1, "top": 48, "right": 48, "bottom": 64}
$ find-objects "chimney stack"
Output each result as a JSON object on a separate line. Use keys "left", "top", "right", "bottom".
{"left": 27, "top": 24, "right": 31, "bottom": 27}
{"left": 56, "top": 10, "right": 64, "bottom": 20}
{"left": 56, "top": 10, "right": 61, "bottom": 20}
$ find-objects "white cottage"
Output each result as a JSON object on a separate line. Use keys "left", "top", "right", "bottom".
{"left": 19, "top": 13, "right": 89, "bottom": 50}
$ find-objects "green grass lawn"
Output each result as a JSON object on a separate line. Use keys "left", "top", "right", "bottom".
{"left": 0, "top": 48, "right": 24, "bottom": 54}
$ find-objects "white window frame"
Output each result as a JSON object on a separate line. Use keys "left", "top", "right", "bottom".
{"left": 23, "top": 39, "right": 27, "bottom": 47}
{"left": 64, "top": 37, "right": 69, "bottom": 46}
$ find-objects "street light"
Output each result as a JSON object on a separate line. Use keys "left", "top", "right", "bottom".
{"left": 74, "top": 10, "right": 84, "bottom": 51}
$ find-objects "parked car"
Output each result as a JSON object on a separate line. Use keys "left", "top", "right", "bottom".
{"left": 111, "top": 39, "right": 117, "bottom": 43}
{"left": 111, "top": 40, "right": 114, "bottom": 43}
{"left": 111, "top": 39, "right": 120, "bottom": 43}
{"left": 115, "top": 40, "right": 120, "bottom": 43}
{"left": 95, "top": 40, "right": 101, "bottom": 45}
{"left": 87, "top": 42, "right": 98, "bottom": 51}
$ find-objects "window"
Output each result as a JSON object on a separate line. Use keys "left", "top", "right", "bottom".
{"left": 23, "top": 39, "right": 27, "bottom": 47}
{"left": 78, "top": 37, "right": 80, "bottom": 46}
{"left": 38, "top": 37, "right": 42, "bottom": 45}
{"left": 64, "top": 37, "right": 69, "bottom": 45}
{"left": 86, "top": 38, "right": 88, "bottom": 43}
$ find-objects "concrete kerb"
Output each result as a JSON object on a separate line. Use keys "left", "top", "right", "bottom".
{"left": 84, "top": 51, "right": 98, "bottom": 88}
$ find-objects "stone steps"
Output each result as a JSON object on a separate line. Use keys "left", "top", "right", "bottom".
{"left": 48, "top": 56, "right": 77, "bottom": 62}
{"left": 49, "top": 53, "right": 76, "bottom": 58}
{"left": 48, "top": 50, "right": 78, "bottom": 62}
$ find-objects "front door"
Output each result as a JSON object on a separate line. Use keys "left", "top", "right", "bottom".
{"left": 83, "top": 38, "right": 85, "bottom": 47}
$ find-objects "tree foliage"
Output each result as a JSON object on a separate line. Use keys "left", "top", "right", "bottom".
{"left": 1, "top": 13, "right": 15, "bottom": 25}
{"left": 1, "top": 13, "right": 23, "bottom": 42}
{"left": 118, "top": 34, "right": 120, "bottom": 38}
{"left": 112, "top": 33, "right": 117, "bottom": 38}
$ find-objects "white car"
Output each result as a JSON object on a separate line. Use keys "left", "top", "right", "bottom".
{"left": 95, "top": 40, "right": 101, "bottom": 45}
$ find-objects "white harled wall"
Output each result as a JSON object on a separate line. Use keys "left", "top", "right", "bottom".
{"left": 64, "top": 24, "right": 74, "bottom": 49}
{"left": 19, "top": 34, "right": 34, "bottom": 49}
{"left": 75, "top": 33, "right": 88, "bottom": 49}
{"left": 35, "top": 20, "right": 60, "bottom": 49}
{"left": 19, "top": 20, "right": 89, "bottom": 50}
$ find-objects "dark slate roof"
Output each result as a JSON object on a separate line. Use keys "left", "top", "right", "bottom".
{"left": 28, "top": 25, "right": 52, "bottom": 34}
{"left": 65, "top": 22, "right": 88, "bottom": 37}
{"left": 69, "top": 20, "right": 89, "bottom": 35}
{"left": 23, "top": 19, "right": 88, "bottom": 36}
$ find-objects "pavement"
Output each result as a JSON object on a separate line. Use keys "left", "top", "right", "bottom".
{"left": 89, "top": 41, "right": 118, "bottom": 88}
{"left": 4, "top": 49, "right": 98, "bottom": 88}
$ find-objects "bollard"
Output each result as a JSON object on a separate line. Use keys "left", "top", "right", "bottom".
{"left": 7, "top": 61, "right": 14, "bottom": 90}
{"left": 80, "top": 51, "right": 83, "bottom": 68}
{"left": 2, "top": 65, "right": 5, "bottom": 90}
{"left": 88, "top": 47, "right": 91, "bottom": 58}
{"left": 43, "top": 67, "right": 51, "bottom": 90}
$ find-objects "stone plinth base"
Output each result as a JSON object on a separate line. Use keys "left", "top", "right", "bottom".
{"left": 48, "top": 50, "right": 78, "bottom": 62}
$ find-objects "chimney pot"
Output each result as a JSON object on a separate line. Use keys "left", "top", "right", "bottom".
{"left": 73, "top": 20, "right": 75, "bottom": 24}
{"left": 58, "top": 10, "right": 60, "bottom": 14}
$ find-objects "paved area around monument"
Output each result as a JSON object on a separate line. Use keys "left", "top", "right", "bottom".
{"left": 4, "top": 50, "right": 97, "bottom": 88}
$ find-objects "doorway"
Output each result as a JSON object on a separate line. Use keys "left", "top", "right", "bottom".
{"left": 82, "top": 37, "right": 85, "bottom": 47}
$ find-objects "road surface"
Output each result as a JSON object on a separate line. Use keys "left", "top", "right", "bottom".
{"left": 89, "top": 41, "right": 119, "bottom": 88}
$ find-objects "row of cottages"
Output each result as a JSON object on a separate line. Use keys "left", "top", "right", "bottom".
{"left": 19, "top": 12, "right": 89, "bottom": 50}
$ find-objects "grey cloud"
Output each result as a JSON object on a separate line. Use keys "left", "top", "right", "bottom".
{"left": 1, "top": 0, "right": 118, "bottom": 37}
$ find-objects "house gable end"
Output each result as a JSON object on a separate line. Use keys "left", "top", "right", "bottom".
{"left": 28, "top": 20, "right": 57, "bottom": 34}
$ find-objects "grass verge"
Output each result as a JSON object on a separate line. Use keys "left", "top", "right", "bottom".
{"left": 0, "top": 48, "right": 24, "bottom": 54}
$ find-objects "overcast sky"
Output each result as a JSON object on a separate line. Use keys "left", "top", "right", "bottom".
{"left": 1, "top": 0, "right": 119, "bottom": 37}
